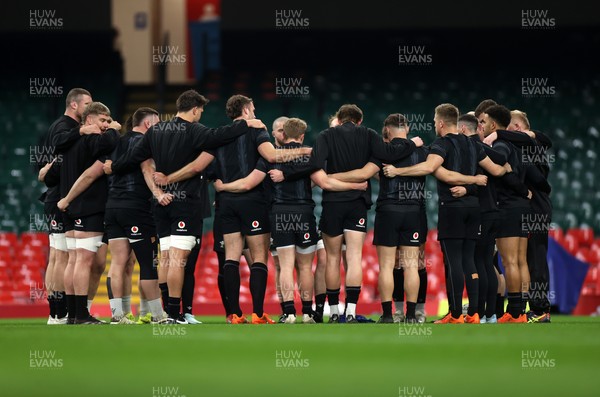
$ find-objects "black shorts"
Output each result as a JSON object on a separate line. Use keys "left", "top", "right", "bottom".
{"left": 44, "top": 201, "right": 64, "bottom": 234}
{"left": 62, "top": 212, "right": 75, "bottom": 233}
{"left": 72, "top": 213, "right": 105, "bottom": 233}
{"left": 437, "top": 206, "right": 480, "bottom": 240}
{"left": 478, "top": 211, "right": 501, "bottom": 245}
{"left": 373, "top": 208, "right": 422, "bottom": 247}
{"left": 320, "top": 200, "right": 367, "bottom": 236}
{"left": 219, "top": 197, "right": 270, "bottom": 236}
{"left": 153, "top": 200, "right": 203, "bottom": 238}
{"left": 496, "top": 207, "right": 530, "bottom": 239}
{"left": 105, "top": 207, "right": 156, "bottom": 241}
{"left": 271, "top": 208, "right": 318, "bottom": 249}
{"left": 419, "top": 207, "right": 428, "bottom": 244}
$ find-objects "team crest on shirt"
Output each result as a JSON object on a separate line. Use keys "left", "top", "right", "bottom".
{"left": 251, "top": 220, "right": 262, "bottom": 232}
{"left": 357, "top": 218, "right": 366, "bottom": 228}
{"left": 131, "top": 226, "right": 140, "bottom": 236}
{"left": 177, "top": 221, "right": 187, "bottom": 232}
{"left": 411, "top": 232, "right": 419, "bottom": 242}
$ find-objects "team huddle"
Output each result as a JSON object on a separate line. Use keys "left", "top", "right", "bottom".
{"left": 37, "top": 88, "right": 553, "bottom": 325}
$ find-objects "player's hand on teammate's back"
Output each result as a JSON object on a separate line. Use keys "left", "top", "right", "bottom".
{"left": 213, "top": 179, "right": 224, "bottom": 192}
{"left": 474, "top": 174, "right": 488, "bottom": 186}
{"left": 157, "top": 192, "right": 173, "bottom": 206}
{"left": 382, "top": 165, "right": 398, "bottom": 178}
{"left": 153, "top": 172, "right": 168, "bottom": 186}
{"left": 410, "top": 136, "right": 424, "bottom": 147}
{"left": 450, "top": 186, "right": 467, "bottom": 198}
{"left": 57, "top": 198, "right": 69, "bottom": 212}
{"left": 246, "top": 119, "right": 266, "bottom": 130}
{"left": 103, "top": 159, "right": 113, "bottom": 175}
{"left": 356, "top": 181, "right": 368, "bottom": 191}
{"left": 268, "top": 169, "right": 284, "bottom": 183}
{"left": 527, "top": 190, "right": 533, "bottom": 199}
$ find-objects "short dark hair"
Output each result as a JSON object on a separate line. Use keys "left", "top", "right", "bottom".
{"left": 485, "top": 105, "right": 511, "bottom": 129}
{"left": 458, "top": 114, "right": 478, "bottom": 133}
{"left": 225, "top": 95, "right": 253, "bottom": 119}
{"left": 124, "top": 115, "right": 133, "bottom": 132}
{"left": 383, "top": 113, "right": 408, "bottom": 128}
{"left": 82, "top": 102, "right": 110, "bottom": 122}
{"left": 283, "top": 118, "right": 308, "bottom": 139}
{"left": 474, "top": 99, "right": 497, "bottom": 118}
{"left": 176, "top": 89, "right": 209, "bottom": 112}
{"left": 337, "top": 104, "right": 363, "bottom": 124}
{"left": 435, "top": 103, "right": 459, "bottom": 125}
{"left": 65, "top": 88, "right": 91, "bottom": 108}
{"left": 132, "top": 107, "right": 159, "bottom": 127}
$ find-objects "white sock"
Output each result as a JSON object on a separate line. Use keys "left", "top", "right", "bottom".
{"left": 394, "top": 301, "right": 404, "bottom": 314}
{"left": 148, "top": 298, "right": 164, "bottom": 319}
{"left": 139, "top": 299, "right": 149, "bottom": 316}
{"left": 87, "top": 299, "right": 93, "bottom": 312}
{"left": 110, "top": 298, "right": 123, "bottom": 318}
{"left": 416, "top": 303, "right": 425, "bottom": 313}
{"left": 330, "top": 304, "right": 339, "bottom": 315}
{"left": 122, "top": 295, "right": 131, "bottom": 314}
{"left": 346, "top": 303, "right": 356, "bottom": 317}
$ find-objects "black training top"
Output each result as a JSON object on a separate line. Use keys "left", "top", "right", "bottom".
{"left": 60, "top": 129, "right": 119, "bottom": 217}
{"left": 310, "top": 121, "right": 416, "bottom": 206}
{"left": 111, "top": 117, "right": 248, "bottom": 203}
{"left": 270, "top": 142, "right": 314, "bottom": 209}
{"left": 491, "top": 132, "right": 531, "bottom": 209}
{"left": 429, "top": 133, "right": 486, "bottom": 207}
{"left": 207, "top": 126, "right": 271, "bottom": 201}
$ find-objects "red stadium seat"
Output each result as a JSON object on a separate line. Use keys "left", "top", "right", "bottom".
{"left": 548, "top": 226, "right": 564, "bottom": 243}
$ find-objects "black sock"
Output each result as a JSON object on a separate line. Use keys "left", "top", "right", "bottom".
{"left": 326, "top": 288, "right": 340, "bottom": 308}
{"left": 315, "top": 293, "right": 326, "bottom": 314}
{"left": 521, "top": 291, "right": 529, "bottom": 314}
{"left": 406, "top": 301, "right": 417, "bottom": 318}
{"left": 381, "top": 301, "right": 392, "bottom": 317}
{"left": 250, "top": 263, "right": 268, "bottom": 317}
{"left": 75, "top": 295, "right": 89, "bottom": 319}
{"left": 223, "top": 260, "right": 241, "bottom": 316}
{"left": 280, "top": 302, "right": 285, "bottom": 313}
{"left": 106, "top": 276, "right": 113, "bottom": 299}
{"left": 345, "top": 286, "right": 361, "bottom": 305}
{"left": 417, "top": 268, "right": 427, "bottom": 304}
{"left": 301, "top": 300, "right": 312, "bottom": 315}
{"left": 56, "top": 291, "right": 67, "bottom": 318}
{"left": 66, "top": 294, "right": 76, "bottom": 321}
{"left": 283, "top": 300, "right": 296, "bottom": 315}
{"left": 48, "top": 292, "right": 56, "bottom": 318}
{"left": 441, "top": 240, "right": 465, "bottom": 318}
{"left": 392, "top": 268, "right": 404, "bottom": 302}
{"left": 182, "top": 245, "right": 199, "bottom": 315}
{"left": 216, "top": 252, "right": 229, "bottom": 315}
{"left": 462, "top": 240, "right": 479, "bottom": 317}
{"left": 167, "top": 296, "right": 181, "bottom": 319}
{"left": 507, "top": 292, "right": 522, "bottom": 318}
{"left": 159, "top": 283, "right": 169, "bottom": 310}
{"left": 496, "top": 293, "right": 505, "bottom": 317}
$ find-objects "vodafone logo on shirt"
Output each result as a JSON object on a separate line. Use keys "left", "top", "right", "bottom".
{"left": 411, "top": 232, "right": 420, "bottom": 242}
{"left": 131, "top": 226, "right": 140, "bottom": 235}
{"left": 356, "top": 218, "right": 366, "bottom": 228}
{"left": 303, "top": 232, "right": 310, "bottom": 241}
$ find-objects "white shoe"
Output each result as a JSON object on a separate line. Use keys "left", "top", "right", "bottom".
{"left": 47, "top": 315, "right": 57, "bottom": 325}
{"left": 55, "top": 315, "right": 68, "bottom": 325}
{"left": 184, "top": 313, "right": 202, "bottom": 324}
{"left": 415, "top": 310, "right": 426, "bottom": 324}
{"left": 283, "top": 314, "right": 297, "bottom": 324}
{"left": 393, "top": 312, "right": 405, "bottom": 323}
{"left": 110, "top": 315, "right": 136, "bottom": 324}
{"left": 302, "top": 314, "right": 316, "bottom": 324}
{"left": 151, "top": 312, "right": 169, "bottom": 324}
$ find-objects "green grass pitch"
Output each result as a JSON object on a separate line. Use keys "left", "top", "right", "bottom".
{"left": 1, "top": 316, "right": 599, "bottom": 397}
